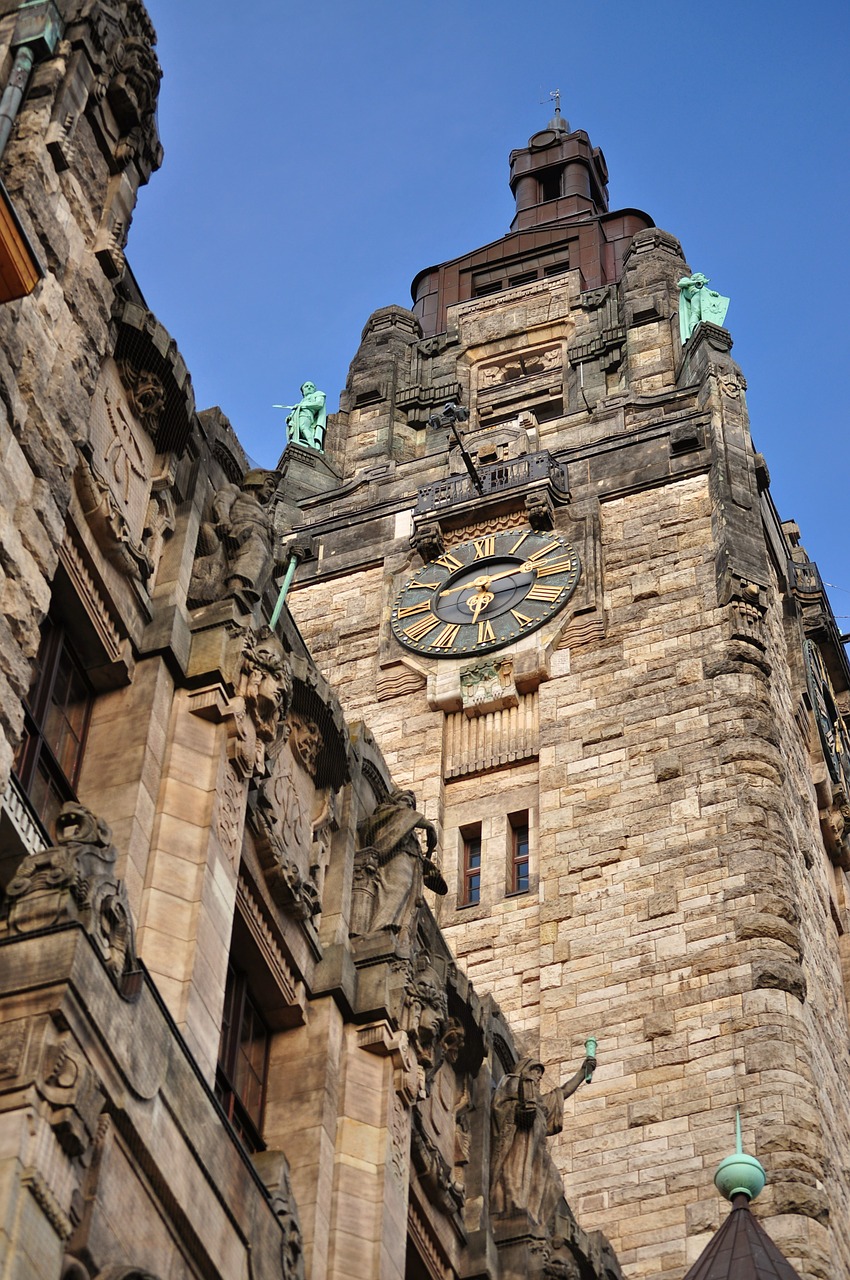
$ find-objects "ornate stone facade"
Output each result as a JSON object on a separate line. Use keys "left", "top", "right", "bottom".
{"left": 0, "top": 6, "right": 840, "bottom": 1280}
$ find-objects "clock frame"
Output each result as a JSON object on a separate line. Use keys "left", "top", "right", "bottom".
{"left": 391, "top": 529, "right": 581, "bottom": 659}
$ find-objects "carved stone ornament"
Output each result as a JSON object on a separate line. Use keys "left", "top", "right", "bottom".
{"left": 37, "top": 1029, "right": 105, "bottom": 1158}
{"left": 461, "top": 658, "right": 519, "bottom": 717}
{"left": 401, "top": 952, "right": 449, "bottom": 1073}
{"left": 76, "top": 449, "right": 153, "bottom": 581}
{"left": 410, "top": 521, "right": 445, "bottom": 564}
{"left": 115, "top": 361, "right": 166, "bottom": 439}
{"left": 1, "top": 803, "right": 139, "bottom": 998}
{"left": 804, "top": 639, "right": 850, "bottom": 869}
{"left": 351, "top": 790, "right": 448, "bottom": 945}
{"left": 253, "top": 1150, "right": 306, "bottom": 1280}
{"left": 413, "top": 1017, "right": 471, "bottom": 1211}
{"left": 230, "top": 627, "right": 293, "bottom": 779}
{"left": 188, "top": 469, "right": 281, "bottom": 609}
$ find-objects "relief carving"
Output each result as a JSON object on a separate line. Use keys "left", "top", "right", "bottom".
{"left": 351, "top": 790, "right": 447, "bottom": 945}
{"left": 188, "top": 469, "right": 281, "bottom": 609}
{"left": 252, "top": 699, "right": 338, "bottom": 920}
{"left": 460, "top": 658, "right": 518, "bottom": 717}
{"left": 478, "top": 346, "right": 561, "bottom": 388}
{"left": 228, "top": 628, "right": 293, "bottom": 780}
{"left": 115, "top": 362, "right": 166, "bottom": 439}
{"left": 1, "top": 804, "right": 139, "bottom": 997}
{"left": 414, "top": 1018, "right": 471, "bottom": 1209}
{"left": 37, "top": 1031, "right": 105, "bottom": 1158}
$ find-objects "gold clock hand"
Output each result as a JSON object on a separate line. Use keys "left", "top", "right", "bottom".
{"left": 439, "top": 563, "right": 534, "bottom": 598}
{"left": 467, "top": 591, "right": 494, "bottom": 622}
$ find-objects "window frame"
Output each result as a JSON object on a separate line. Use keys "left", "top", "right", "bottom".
{"left": 460, "top": 823, "right": 482, "bottom": 907}
{"left": 215, "top": 960, "right": 271, "bottom": 1153}
{"left": 508, "top": 811, "right": 530, "bottom": 896}
{"left": 14, "top": 616, "right": 94, "bottom": 833}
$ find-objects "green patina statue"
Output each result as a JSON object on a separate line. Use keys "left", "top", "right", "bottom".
{"left": 677, "top": 273, "right": 730, "bottom": 345}
{"left": 276, "top": 381, "right": 327, "bottom": 451}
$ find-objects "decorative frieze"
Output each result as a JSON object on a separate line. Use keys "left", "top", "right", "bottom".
{"left": 444, "top": 692, "right": 539, "bottom": 778}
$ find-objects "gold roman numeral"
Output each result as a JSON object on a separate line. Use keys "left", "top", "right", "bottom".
{"left": 433, "top": 551, "right": 462, "bottom": 571}
{"left": 397, "top": 599, "right": 432, "bottom": 618}
{"left": 509, "top": 530, "right": 531, "bottom": 555}
{"left": 473, "top": 536, "right": 495, "bottom": 559}
{"left": 477, "top": 620, "right": 495, "bottom": 643}
{"left": 511, "top": 609, "right": 533, "bottom": 626}
{"left": 534, "top": 556, "right": 576, "bottom": 577}
{"left": 527, "top": 540, "right": 561, "bottom": 562}
{"left": 404, "top": 613, "right": 441, "bottom": 642}
{"left": 413, "top": 580, "right": 440, "bottom": 590}
{"left": 527, "top": 584, "right": 563, "bottom": 602}
{"left": 430, "top": 623, "right": 461, "bottom": 649}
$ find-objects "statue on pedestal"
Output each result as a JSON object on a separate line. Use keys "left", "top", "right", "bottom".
{"left": 276, "top": 382, "right": 327, "bottom": 451}
{"left": 490, "top": 1053, "right": 596, "bottom": 1225}
{"left": 353, "top": 789, "right": 447, "bottom": 942}
{"left": 189, "top": 469, "right": 280, "bottom": 607}
{"left": 677, "top": 272, "right": 730, "bottom": 344}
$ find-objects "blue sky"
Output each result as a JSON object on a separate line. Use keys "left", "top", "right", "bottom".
{"left": 131, "top": 1, "right": 850, "bottom": 624}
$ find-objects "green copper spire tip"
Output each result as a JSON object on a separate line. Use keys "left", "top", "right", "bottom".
{"left": 714, "top": 1108, "right": 766, "bottom": 1203}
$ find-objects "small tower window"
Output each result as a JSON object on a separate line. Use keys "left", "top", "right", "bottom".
{"left": 539, "top": 167, "right": 563, "bottom": 202}
{"left": 509, "top": 812, "right": 530, "bottom": 894}
{"left": 461, "top": 824, "right": 482, "bottom": 906}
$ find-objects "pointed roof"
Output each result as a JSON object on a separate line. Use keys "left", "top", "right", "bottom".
{"left": 683, "top": 1195, "right": 803, "bottom": 1280}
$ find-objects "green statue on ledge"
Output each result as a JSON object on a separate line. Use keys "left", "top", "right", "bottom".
{"left": 677, "top": 273, "right": 730, "bottom": 345}
{"left": 275, "top": 381, "right": 327, "bottom": 451}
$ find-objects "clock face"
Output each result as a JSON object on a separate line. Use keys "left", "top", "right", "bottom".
{"left": 391, "top": 529, "right": 581, "bottom": 659}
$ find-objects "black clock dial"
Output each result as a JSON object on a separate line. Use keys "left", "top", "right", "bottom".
{"left": 391, "top": 529, "right": 580, "bottom": 659}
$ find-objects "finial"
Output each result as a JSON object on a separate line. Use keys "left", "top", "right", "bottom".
{"left": 713, "top": 1108, "right": 766, "bottom": 1203}
{"left": 538, "top": 87, "right": 569, "bottom": 135}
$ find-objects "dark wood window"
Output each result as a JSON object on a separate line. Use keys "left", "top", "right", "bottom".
{"left": 216, "top": 961, "right": 269, "bottom": 1152}
{"left": 14, "top": 617, "right": 93, "bottom": 834}
{"left": 510, "top": 813, "right": 530, "bottom": 894}
{"left": 461, "top": 825, "right": 482, "bottom": 906}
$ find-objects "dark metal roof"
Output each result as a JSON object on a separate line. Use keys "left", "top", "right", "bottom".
{"left": 683, "top": 1197, "right": 803, "bottom": 1280}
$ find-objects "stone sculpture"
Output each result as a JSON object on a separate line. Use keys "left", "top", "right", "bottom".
{"left": 490, "top": 1053, "right": 596, "bottom": 1224}
{"left": 677, "top": 272, "right": 730, "bottom": 344}
{"left": 189, "top": 469, "right": 280, "bottom": 607}
{"left": 416, "top": 1018, "right": 471, "bottom": 1201}
{"left": 353, "top": 789, "right": 447, "bottom": 940}
{"left": 280, "top": 382, "right": 327, "bottom": 451}
{"left": 1, "top": 803, "right": 138, "bottom": 994}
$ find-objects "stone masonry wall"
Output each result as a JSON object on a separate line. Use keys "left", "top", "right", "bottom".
{"left": 290, "top": 470, "right": 850, "bottom": 1280}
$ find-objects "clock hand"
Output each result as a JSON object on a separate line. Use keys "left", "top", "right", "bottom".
{"left": 439, "top": 563, "right": 535, "bottom": 597}
{"left": 467, "top": 591, "right": 494, "bottom": 622}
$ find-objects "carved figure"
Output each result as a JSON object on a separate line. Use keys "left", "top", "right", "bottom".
{"left": 677, "top": 273, "right": 730, "bottom": 344}
{"left": 281, "top": 382, "right": 327, "bottom": 451}
{"left": 189, "top": 469, "right": 280, "bottom": 607}
{"left": 417, "top": 1019, "right": 471, "bottom": 1196}
{"left": 2, "top": 803, "right": 138, "bottom": 994}
{"left": 490, "top": 1054, "right": 595, "bottom": 1224}
{"left": 229, "top": 628, "right": 292, "bottom": 779}
{"left": 402, "top": 954, "right": 449, "bottom": 1071}
{"left": 354, "top": 790, "right": 447, "bottom": 939}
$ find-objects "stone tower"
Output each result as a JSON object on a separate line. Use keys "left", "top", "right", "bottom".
{"left": 283, "top": 111, "right": 850, "bottom": 1280}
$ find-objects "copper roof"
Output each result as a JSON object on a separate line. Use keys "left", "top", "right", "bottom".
{"left": 683, "top": 1197, "right": 803, "bottom": 1280}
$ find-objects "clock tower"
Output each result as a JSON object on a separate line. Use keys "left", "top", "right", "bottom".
{"left": 283, "top": 114, "right": 850, "bottom": 1280}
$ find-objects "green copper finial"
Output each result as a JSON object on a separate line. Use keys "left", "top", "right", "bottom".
{"left": 714, "top": 1108, "right": 766, "bottom": 1202}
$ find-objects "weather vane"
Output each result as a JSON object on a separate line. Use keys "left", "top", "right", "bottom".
{"left": 539, "top": 87, "right": 562, "bottom": 117}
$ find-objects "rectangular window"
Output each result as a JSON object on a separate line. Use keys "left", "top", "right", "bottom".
{"left": 14, "top": 617, "right": 93, "bottom": 834}
{"left": 461, "top": 824, "right": 482, "bottom": 906}
{"left": 510, "top": 813, "right": 530, "bottom": 894}
{"left": 216, "top": 961, "right": 270, "bottom": 1152}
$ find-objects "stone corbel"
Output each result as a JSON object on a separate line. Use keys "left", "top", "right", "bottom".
{"left": 37, "top": 1030, "right": 104, "bottom": 1159}
{"left": 357, "top": 1021, "right": 421, "bottom": 1105}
